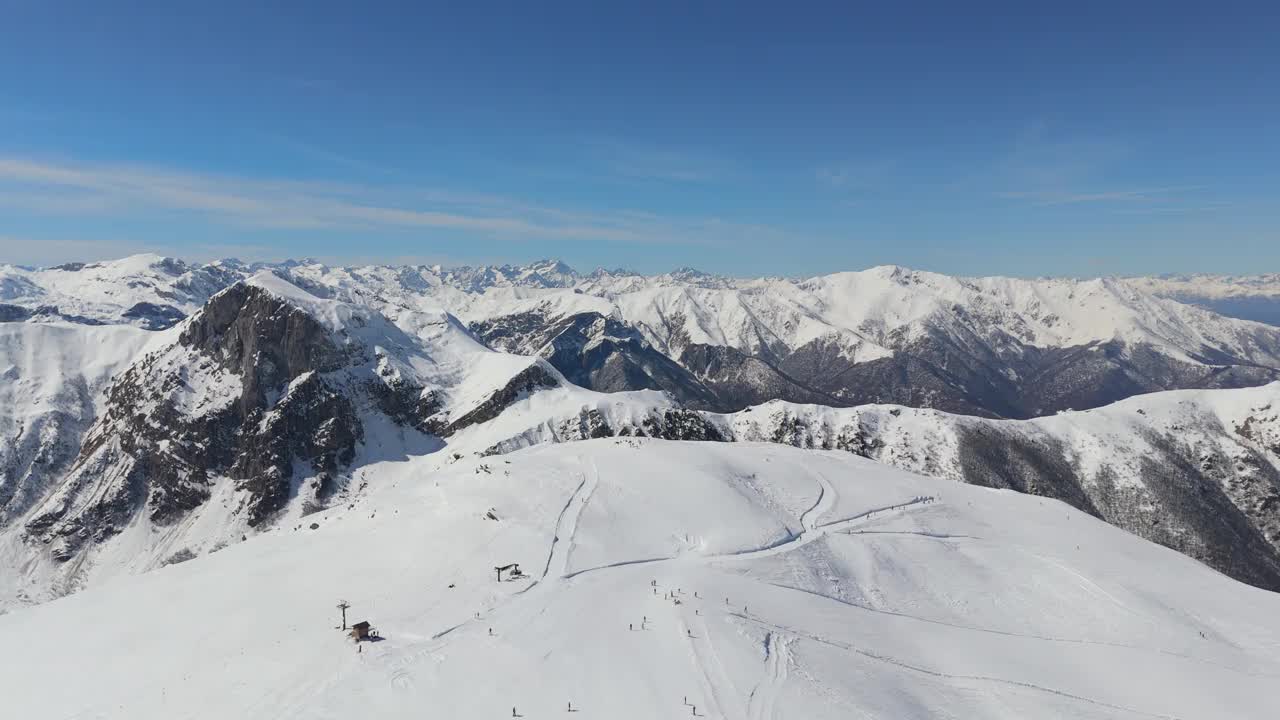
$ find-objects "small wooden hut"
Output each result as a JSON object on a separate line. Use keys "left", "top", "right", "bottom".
{"left": 350, "top": 621, "right": 372, "bottom": 641}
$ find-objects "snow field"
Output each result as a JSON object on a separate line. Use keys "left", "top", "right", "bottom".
{"left": 2, "top": 440, "right": 1279, "bottom": 719}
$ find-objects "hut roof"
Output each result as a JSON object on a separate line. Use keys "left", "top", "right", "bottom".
{"left": 352, "top": 621, "right": 371, "bottom": 630}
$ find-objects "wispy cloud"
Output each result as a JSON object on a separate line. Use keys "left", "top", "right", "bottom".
{"left": 975, "top": 123, "right": 1222, "bottom": 212}
{"left": 996, "top": 186, "right": 1205, "bottom": 206}
{"left": 0, "top": 155, "right": 776, "bottom": 246}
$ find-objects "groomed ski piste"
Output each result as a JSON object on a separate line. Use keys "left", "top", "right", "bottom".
{"left": 3, "top": 440, "right": 1279, "bottom": 719}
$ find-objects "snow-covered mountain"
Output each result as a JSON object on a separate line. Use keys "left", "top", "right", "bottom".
{"left": 467, "top": 266, "right": 1280, "bottom": 416}
{"left": 0, "top": 253, "right": 253, "bottom": 328}
{"left": 5, "top": 255, "right": 1280, "bottom": 607}
{"left": 1130, "top": 273, "right": 1280, "bottom": 327}
{"left": 0, "top": 322, "right": 159, "bottom": 525}
{"left": 19, "top": 253, "right": 1277, "bottom": 418}
{"left": 2, "top": 271, "right": 570, "bottom": 605}
{"left": 352, "top": 374, "right": 1280, "bottom": 593}
{"left": 712, "top": 385, "right": 1280, "bottom": 592}
{"left": 3, "top": 439, "right": 1279, "bottom": 719}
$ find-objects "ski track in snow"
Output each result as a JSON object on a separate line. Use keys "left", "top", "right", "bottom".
{"left": 13, "top": 441, "right": 1280, "bottom": 719}
{"left": 798, "top": 470, "right": 835, "bottom": 532}
{"left": 1025, "top": 550, "right": 1145, "bottom": 618}
{"left": 403, "top": 462, "right": 1170, "bottom": 717}
{"left": 720, "top": 495, "right": 938, "bottom": 564}
{"left": 679, "top": 603, "right": 753, "bottom": 720}
{"left": 840, "top": 529, "right": 981, "bottom": 540}
{"left": 736, "top": 614, "right": 1187, "bottom": 720}
{"left": 542, "top": 468, "right": 596, "bottom": 582}
{"left": 759, "top": 580, "right": 1280, "bottom": 679}
{"left": 746, "top": 631, "right": 790, "bottom": 720}
{"left": 558, "top": 492, "right": 937, "bottom": 582}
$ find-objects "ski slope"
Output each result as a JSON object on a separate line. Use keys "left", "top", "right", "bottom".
{"left": 2, "top": 440, "right": 1278, "bottom": 719}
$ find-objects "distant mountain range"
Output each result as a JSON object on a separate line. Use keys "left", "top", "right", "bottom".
{"left": 1127, "top": 273, "right": 1280, "bottom": 326}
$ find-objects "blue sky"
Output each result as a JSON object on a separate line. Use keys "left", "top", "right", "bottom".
{"left": 1, "top": 1, "right": 1276, "bottom": 277}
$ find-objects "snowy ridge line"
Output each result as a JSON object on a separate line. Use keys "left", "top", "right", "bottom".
{"left": 734, "top": 614, "right": 1186, "bottom": 720}
{"left": 759, "top": 581, "right": 1280, "bottom": 680}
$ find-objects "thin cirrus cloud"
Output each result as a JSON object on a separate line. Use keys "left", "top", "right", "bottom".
{"left": 995, "top": 186, "right": 1207, "bottom": 207}
{"left": 0, "top": 156, "right": 755, "bottom": 245}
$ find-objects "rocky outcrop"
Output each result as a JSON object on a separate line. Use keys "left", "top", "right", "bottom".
{"left": 23, "top": 284, "right": 373, "bottom": 558}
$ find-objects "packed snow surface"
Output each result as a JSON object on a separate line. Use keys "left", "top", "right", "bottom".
{"left": 3, "top": 440, "right": 1278, "bottom": 720}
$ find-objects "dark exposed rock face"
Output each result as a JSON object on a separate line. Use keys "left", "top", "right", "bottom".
{"left": 1, "top": 305, "right": 107, "bottom": 326}
{"left": 779, "top": 334, "right": 1280, "bottom": 419}
{"left": 948, "top": 422, "right": 1280, "bottom": 592}
{"left": 368, "top": 372, "right": 443, "bottom": 435}
{"left": 780, "top": 334, "right": 1012, "bottom": 417}
{"left": 474, "top": 306, "right": 1280, "bottom": 420}
{"left": 24, "top": 284, "right": 369, "bottom": 558}
{"left": 472, "top": 311, "right": 723, "bottom": 410}
{"left": 121, "top": 302, "right": 186, "bottom": 330}
{"left": 445, "top": 363, "right": 561, "bottom": 435}
{"left": 0, "top": 303, "right": 33, "bottom": 322}
{"left": 678, "top": 343, "right": 837, "bottom": 410}
{"left": 180, "top": 284, "right": 355, "bottom": 417}
{"left": 17, "top": 282, "right": 586, "bottom": 564}
{"left": 477, "top": 406, "right": 723, "bottom": 457}
{"left": 712, "top": 401, "right": 1280, "bottom": 592}
{"left": 638, "top": 408, "right": 725, "bottom": 442}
